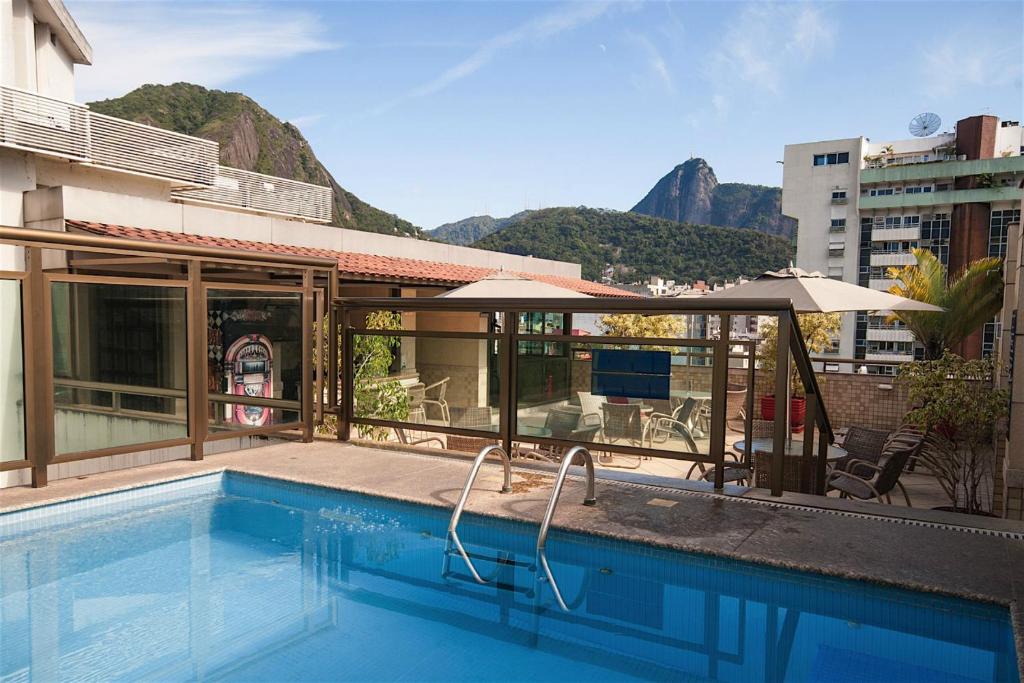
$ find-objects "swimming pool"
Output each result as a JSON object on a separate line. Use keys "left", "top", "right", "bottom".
{"left": 0, "top": 472, "right": 1018, "bottom": 682}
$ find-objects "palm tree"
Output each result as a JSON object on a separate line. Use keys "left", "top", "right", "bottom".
{"left": 887, "top": 248, "right": 1003, "bottom": 360}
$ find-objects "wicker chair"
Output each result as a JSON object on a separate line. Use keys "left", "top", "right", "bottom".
{"left": 601, "top": 403, "right": 644, "bottom": 446}
{"left": 826, "top": 433, "right": 924, "bottom": 506}
{"left": 833, "top": 426, "right": 890, "bottom": 477}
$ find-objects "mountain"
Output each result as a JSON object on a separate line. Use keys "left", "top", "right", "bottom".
{"left": 472, "top": 207, "right": 792, "bottom": 284}
{"left": 631, "top": 158, "right": 795, "bottom": 239}
{"left": 431, "top": 210, "right": 534, "bottom": 245}
{"left": 88, "top": 83, "right": 422, "bottom": 237}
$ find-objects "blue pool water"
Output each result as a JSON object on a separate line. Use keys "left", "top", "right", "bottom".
{"left": 0, "top": 473, "right": 1018, "bottom": 683}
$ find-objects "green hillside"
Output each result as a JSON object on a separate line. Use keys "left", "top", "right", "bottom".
{"left": 473, "top": 207, "right": 792, "bottom": 283}
{"left": 89, "top": 83, "right": 422, "bottom": 237}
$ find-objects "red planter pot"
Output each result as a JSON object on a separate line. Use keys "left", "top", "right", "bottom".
{"left": 760, "top": 395, "right": 807, "bottom": 433}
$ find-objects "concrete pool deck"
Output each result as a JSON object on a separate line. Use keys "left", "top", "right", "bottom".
{"left": 3, "top": 439, "right": 1024, "bottom": 670}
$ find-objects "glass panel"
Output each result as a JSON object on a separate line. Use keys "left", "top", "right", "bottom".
{"left": 516, "top": 342, "right": 717, "bottom": 460}
{"left": 51, "top": 282, "right": 188, "bottom": 455}
{"left": 1, "top": 280, "right": 25, "bottom": 462}
{"left": 350, "top": 334, "right": 500, "bottom": 436}
{"left": 206, "top": 289, "right": 302, "bottom": 430}
{"left": 208, "top": 406, "right": 300, "bottom": 433}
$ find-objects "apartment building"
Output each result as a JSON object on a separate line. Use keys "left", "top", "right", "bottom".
{"left": 783, "top": 115, "right": 1024, "bottom": 369}
{"left": 0, "top": 0, "right": 620, "bottom": 489}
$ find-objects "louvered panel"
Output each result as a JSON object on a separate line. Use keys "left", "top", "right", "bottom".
{"left": 173, "top": 166, "right": 333, "bottom": 222}
{"left": 0, "top": 85, "right": 89, "bottom": 159}
{"left": 88, "top": 112, "right": 218, "bottom": 186}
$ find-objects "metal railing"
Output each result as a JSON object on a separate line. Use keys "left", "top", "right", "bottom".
{"left": 172, "top": 166, "right": 333, "bottom": 223}
{"left": 336, "top": 297, "right": 834, "bottom": 498}
{"left": 54, "top": 378, "right": 187, "bottom": 421}
{"left": 445, "top": 445, "right": 513, "bottom": 584}
{"left": 0, "top": 85, "right": 332, "bottom": 222}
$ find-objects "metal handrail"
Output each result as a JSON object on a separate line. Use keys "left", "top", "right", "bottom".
{"left": 536, "top": 445, "right": 596, "bottom": 611}
{"left": 445, "top": 445, "right": 513, "bottom": 584}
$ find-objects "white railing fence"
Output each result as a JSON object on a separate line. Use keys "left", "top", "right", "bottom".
{"left": 0, "top": 85, "right": 331, "bottom": 222}
{"left": 172, "top": 166, "right": 333, "bottom": 223}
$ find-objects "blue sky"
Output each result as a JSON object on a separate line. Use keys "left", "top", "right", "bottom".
{"left": 69, "top": 1, "right": 1023, "bottom": 228}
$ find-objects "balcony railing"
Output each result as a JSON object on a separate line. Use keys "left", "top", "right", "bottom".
{"left": 172, "top": 166, "right": 333, "bottom": 223}
{"left": 0, "top": 85, "right": 332, "bottom": 222}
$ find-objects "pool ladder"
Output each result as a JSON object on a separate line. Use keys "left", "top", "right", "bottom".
{"left": 445, "top": 444, "right": 597, "bottom": 611}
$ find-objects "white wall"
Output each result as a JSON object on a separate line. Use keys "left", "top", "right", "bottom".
{"left": 783, "top": 137, "right": 864, "bottom": 359}
{"left": 29, "top": 185, "right": 583, "bottom": 278}
{"left": 995, "top": 124, "right": 1023, "bottom": 159}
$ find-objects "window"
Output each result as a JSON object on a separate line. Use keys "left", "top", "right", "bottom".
{"left": 869, "top": 188, "right": 895, "bottom": 197}
{"left": 904, "top": 185, "right": 933, "bottom": 194}
{"left": 831, "top": 191, "right": 847, "bottom": 200}
{"left": 813, "top": 151, "right": 850, "bottom": 166}
{"left": 829, "top": 218, "right": 846, "bottom": 232}
{"left": 989, "top": 209, "right": 1021, "bottom": 259}
{"left": 206, "top": 288, "right": 303, "bottom": 432}
{"left": 51, "top": 281, "right": 188, "bottom": 455}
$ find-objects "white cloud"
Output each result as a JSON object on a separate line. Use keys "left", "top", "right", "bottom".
{"left": 368, "top": 1, "right": 626, "bottom": 115}
{"left": 920, "top": 38, "right": 1022, "bottom": 97}
{"left": 72, "top": 2, "right": 337, "bottom": 101}
{"left": 288, "top": 114, "right": 325, "bottom": 130}
{"left": 706, "top": 3, "right": 834, "bottom": 101}
{"left": 627, "top": 32, "right": 675, "bottom": 94}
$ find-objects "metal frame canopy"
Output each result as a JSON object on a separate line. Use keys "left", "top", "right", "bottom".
{"left": 0, "top": 225, "right": 339, "bottom": 487}
{"left": 335, "top": 295, "right": 834, "bottom": 496}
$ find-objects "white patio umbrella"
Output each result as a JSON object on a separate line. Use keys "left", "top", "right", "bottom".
{"left": 438, "top": 271, "right": 591, "bottom": 299}
{"left": 701, "top": 266, "right": 943, "bottom": 314}
{"left": 703, "top": 266, "right": 943, "bottom": 448}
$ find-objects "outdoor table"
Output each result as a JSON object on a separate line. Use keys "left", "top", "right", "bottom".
{"left": 733, "top": 438, "right": 848, "bottom": 492}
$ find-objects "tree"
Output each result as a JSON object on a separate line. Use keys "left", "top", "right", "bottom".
{"left": 900, "top": 353, "right": 1007, "bottom": 514}
{"left": 598, "top": 313, "right": 685, "bottom": 339}
{"left": 886, "top": 248, "right": 1003, "bottom": 360}
{"left": 758, "top": 313, "right": 842, "bottom": 392}
{"left": 315, "top": 310, "right": 409, "bottom": 440}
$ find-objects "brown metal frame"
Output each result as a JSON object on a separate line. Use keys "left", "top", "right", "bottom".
{"left": 0, "top": 270, "right": 29, "bottom": 471}
{"left": 335, "top": 296, "right": 833, "bottom": 497}
{"left": 0, "top": 225, "right": 335, "bottom": 486}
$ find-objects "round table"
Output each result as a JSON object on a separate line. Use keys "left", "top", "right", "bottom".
{"left": 733, "top": 438, "right": 847, "bottom": 461}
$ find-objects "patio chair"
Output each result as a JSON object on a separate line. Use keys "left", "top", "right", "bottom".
{"left": 601, "top": 402, "right": 644, "bottom": 446}
{"left": 644, "top": 397, "right": 698, "bottom": 447}
{"left": 452, "top": 406, "right": 495, "bottom": 430}
{"left": 832, "top": 426, "right": 889, "bottom": 477}
{"left": 422, "top": 377, "right": 451, "bottom": 425}
{"left": 825, "top": 435, "right": 922, "bottom": 506}
{"left": 406, "top": 382, "right": 427, "bottom": 423}
{"left": 393, "top": 427, "right": 444, "bottom": 449}
{"left": 724, "top": 385, "right": 748, "bottom": 433}
{"left": 577, "top": 391, "right": 606, "bottom": 428}
{"left": 524, "top": 408, "right": 602, "bottom": 462}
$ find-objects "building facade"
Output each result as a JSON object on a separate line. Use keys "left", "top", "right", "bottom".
{"left": 784, "top": 115, "right": 1024, "bottom": 370}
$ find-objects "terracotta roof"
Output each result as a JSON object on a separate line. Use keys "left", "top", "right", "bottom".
{"left": 65, "top": 220, "right": 633, "bottom": 298}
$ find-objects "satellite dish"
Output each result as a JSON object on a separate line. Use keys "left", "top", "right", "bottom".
{"left": 909, "top": 113, "right": 942, "bottom": 137}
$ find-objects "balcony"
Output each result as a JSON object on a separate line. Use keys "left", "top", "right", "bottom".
{"left": 870, "top": 251, "right": 917, "bottom": 267}
{"left": 870, "top": 226, "right": 920, "bottom": 242}
{"left": 859, "top": 186, "right": 1021, "bottom": 210}
{"left": 865, "top": 350, "right": 914, "bottom": 362}
{"left": 172, "top": 167, "right": 333, "bottom": 223}
{"left": 0, "top": 85, "right": 332, "bottom": 223}
{"left": 861, "top": 155, "right": 1024, "bottom": 184}
{"left": 830, "top": 197, "right": 848, "bottom": 205}
{"left": 866, "top": 327, "right": 914, "bottom": 343}
{"left": 868, "top": 278, "right": 897, "bottom": 291}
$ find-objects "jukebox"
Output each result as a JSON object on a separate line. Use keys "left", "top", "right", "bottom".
{"left": 223, "top": 334, "right": 274, "bottom": 426}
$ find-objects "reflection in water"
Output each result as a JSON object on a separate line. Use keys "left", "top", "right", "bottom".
{"left": 0, "top": 474, "right": 1017, "bottom": 682}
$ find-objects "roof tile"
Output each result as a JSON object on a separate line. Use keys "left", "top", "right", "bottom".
{"left": 64, "top": 220, "right": 632, "bottom": 297}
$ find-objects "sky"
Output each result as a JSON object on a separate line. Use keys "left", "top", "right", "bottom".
{"left": 67, "top": 0, "right": 1023, "bottom": 229}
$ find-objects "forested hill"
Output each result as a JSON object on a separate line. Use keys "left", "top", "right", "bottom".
{"left": 89, "top": 83, "right": 423, "bottom": 237}
{"left": 472, "top": 207, "right": 792, "bottom": 283}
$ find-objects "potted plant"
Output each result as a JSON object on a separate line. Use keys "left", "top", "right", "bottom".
{"left": 757, "top": 313, "right": 841, "bottom": 433}
{"left": 899, "top": 353, "right": 1008, "bottom": 515}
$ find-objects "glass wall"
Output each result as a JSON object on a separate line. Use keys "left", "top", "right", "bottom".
{"left": 350, "top": 333, "right": 500, "bottom": 435}
{"left": 206, "top": 288, "right": 303, "bottom": 433}
{"left": 516, "top": 341, "right": 718, "bottom": 459}
{"left": 0, "top": 280, "right": 25, "bottom": 462}
{"left": 51, "top": 281, "right": 188, "bottom": 455}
